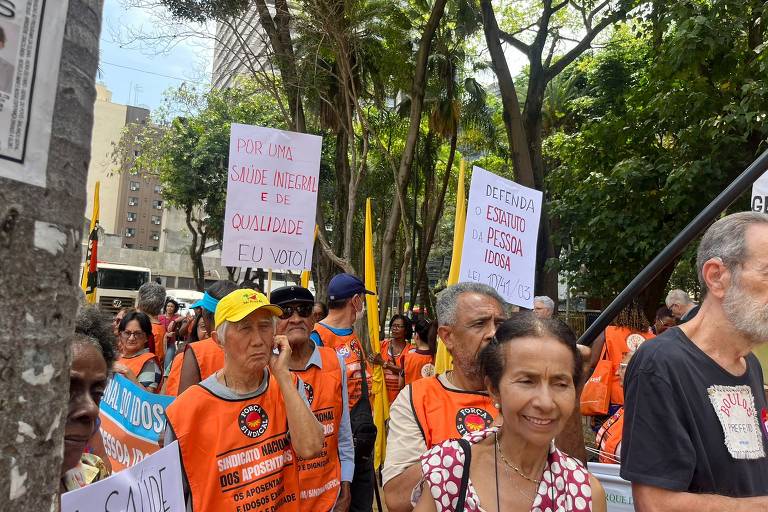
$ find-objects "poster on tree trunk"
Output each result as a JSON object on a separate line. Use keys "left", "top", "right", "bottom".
{"left": 222, "top": 124, "right": 322, "bottom": 270}
{"left": 458, "top": 166, "right": 543, "bottom": 308}
{"left": 0, "top": 0, "right": 69, "bottom": 187}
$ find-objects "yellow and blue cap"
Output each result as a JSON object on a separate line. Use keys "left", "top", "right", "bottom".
{"left": 214, "top": 289, "right": 283, "bottom": 327}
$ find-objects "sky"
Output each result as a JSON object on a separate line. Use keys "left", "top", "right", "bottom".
{"left": 98, "top": 0, "right": 214, "bottom": 111}
{"left": 98, "top": 1, "right": 528, "bottom": 113}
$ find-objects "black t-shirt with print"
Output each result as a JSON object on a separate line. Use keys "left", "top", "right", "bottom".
{"left": 620, "top": 327, "right": 768, "bottom": 496}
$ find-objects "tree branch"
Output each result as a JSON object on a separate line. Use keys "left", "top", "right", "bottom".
{"left": 546, "top": 8, "right": 627, "bottom": 80}
{"left": 499, "top": 29, "right": 531, "bottom": 55}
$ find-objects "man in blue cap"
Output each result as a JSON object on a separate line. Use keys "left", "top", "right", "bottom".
{"left": 311, "top": 273, "right": 377, "bottom": 512}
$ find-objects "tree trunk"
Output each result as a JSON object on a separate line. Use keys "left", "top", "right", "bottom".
{"left": 253, "top": 0, "right": 306, "bottom": 132}
{"left": 378, "top": 0, "right": 448, "bottom": 329}
{"left": 479, "top": 0, "right": 535, "bottom": 188}
{"left": 0, "top": 0, "right": 102, "bottom": 506}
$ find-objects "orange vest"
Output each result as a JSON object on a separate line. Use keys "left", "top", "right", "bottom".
{"left": 166, "top": 374, "right": 301, "bottom": 512}
{"left": 410, "top": 376, "right": 496, "bottom": 448}
{"left": 597, "top": 407, "right": 624, "bottom": 464}
{"left": 290, "top": 347, "right": 343, "bottom": 511}
{"left": 188, "top": 337, "right": 225, "bottom": 382}
{"left": 151, "top": 322, "right": 166, "bottom": 365}
{"left": 380, "top": 339, "right": 408, "bottom": 404}
{"left": 164, "top": 351, "right": 184, "bottom": 396}
{"left": 605, "top": 326, "right": 653, "bottom": 404}
{"left": 313, "top": 323, "right": 373, "bottom": 409}
{"left": 117, "top": 351, "right": 158, "bottom": 382}
{"left": 401, "top": 349, "right": 435, "bottom": 385}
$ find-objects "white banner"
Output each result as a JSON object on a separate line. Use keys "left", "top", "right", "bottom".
{"left": 459, "top": 166, "right": 543, "bottom": 308}
{"left": 0, "top": 0, "right": 69, "bottom": 187}
{"left": 588, "top": 463, "right": 635, "bottom": 511}
{"left": 752, "top": 172, "right": 768, "bottom": 213}
{"left": 222, "top": 124, "right": 322, "bottom": 270}
{"left": 61, "top": 441, "right": 185, "bottom": 512}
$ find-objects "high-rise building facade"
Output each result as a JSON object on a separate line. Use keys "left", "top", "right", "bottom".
{"left": 86, "top": 84, "right": 164, "bottom": 251}
{"left": 212, "top": 3, "right": 273, "bottom": 90}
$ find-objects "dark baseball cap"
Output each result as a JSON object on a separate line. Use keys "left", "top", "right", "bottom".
{"left": 327, "top": 273, "right": 375, "bottom": 301}
{"left": 270, "top": 285, "right": 315, "bottom": 305}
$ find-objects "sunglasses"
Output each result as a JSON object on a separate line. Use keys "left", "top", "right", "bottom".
{"left": 279, "top": 304, "right": 314, "bottom": 320}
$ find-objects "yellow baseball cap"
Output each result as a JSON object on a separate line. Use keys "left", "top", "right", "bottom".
{"left": 214, "top": 289, "right": 283, "bottom": 327}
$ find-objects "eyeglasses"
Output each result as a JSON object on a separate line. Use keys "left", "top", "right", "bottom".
{"left": 121, "top": 330, "right": 147, "bottom": 340}
{"left": 279, "top": 304, "right": 314, "bottom": 320}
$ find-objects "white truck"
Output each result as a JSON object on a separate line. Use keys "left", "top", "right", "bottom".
{"left": 83, "top": 262, "right": 152, "bottom": 314}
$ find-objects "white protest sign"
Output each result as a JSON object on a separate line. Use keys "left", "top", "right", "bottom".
{"left": 222, "top": 124, "right": 322, "bottom": 270}
{"left": 0, "top": 0, "right": 69, "bottom": 187}
{"left": 61, "top": 441, "right": 185, "bottom": 512}
{"left": 752, "top": 172, "right": 768, "bottom": 213}
{"left": 588, "top": 463, "right": 635, "bottom": 511}
{"left": 458, "top": 166, "right": 543, "bottom": 308}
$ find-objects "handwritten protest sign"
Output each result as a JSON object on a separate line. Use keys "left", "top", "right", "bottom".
{"left": 99, "top": 374, "right": 174, "bottom": 472}
{"left": 752, "top": 172, "right": 768, "bottom": 213}
{"left": 61, "top": 441, "right": 185, "bottom": 512}
{"left": 459, "top": 166, "right": 543, "bottom": 308}
{"left": 222, "top": 124, "right": 322, "bottom": 270}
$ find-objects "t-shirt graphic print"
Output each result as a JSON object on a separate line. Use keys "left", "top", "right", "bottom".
{"left": 708, "top": 385, "right": 765, "bottom": 459}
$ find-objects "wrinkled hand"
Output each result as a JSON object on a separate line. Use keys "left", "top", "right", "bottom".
{"left": 332, "top": 482, "right": 351, "bottom": 512}
{"left": 112, "top": 363, "right": 139, "bottom": 384}
{"left": 269, "top": 335, "right": 292, "bottom": 376}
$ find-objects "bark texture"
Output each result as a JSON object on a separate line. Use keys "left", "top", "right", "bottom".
{"left": 0, "top": 0, "right": 102, "bottom": 507}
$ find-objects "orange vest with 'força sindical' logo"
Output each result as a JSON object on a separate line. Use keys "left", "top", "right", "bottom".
{"left": 290, "top": 347, "right": 343, "bottom": 511}
{"left": 165, "top": 373, "right": 300, "bottom": 512}
{"left": 410, "top": 375, "right": 497, "bottom": 448}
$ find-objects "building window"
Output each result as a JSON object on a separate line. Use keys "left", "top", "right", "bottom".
{"left": 151, "top": 246, "right": 159, "bottom": 252}
{"left": 154, "top": 185, "right": 162, "bottom": 194}
{"left": 125, "top": 228, "right": 136, "bottom": 238}
{"left": 128, "top": 196, "right": 139, "bottom": 206}
{"left": 130, "top": 181, "right": 140, "bottom": 191}
{"left": 125, "top": 243, "right": 134, "bottom": 249}
{"left": 127, "top": 212, "right": 137, "bottom": 222}
{"left": 151, "top": 215, "right": 161, "bottom": 225}
{"left": 153, "top": 199, "right": 163, "bottom": 210}
{"left": 151, "top": 231, "right": 160, "bottom": 241}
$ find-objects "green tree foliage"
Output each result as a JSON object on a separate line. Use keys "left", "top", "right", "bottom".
{"left": 120, "top": 83, "right": 287, "bottom": 290}
{"left": 546, "top": 0, "right": 768, "bottom": 313}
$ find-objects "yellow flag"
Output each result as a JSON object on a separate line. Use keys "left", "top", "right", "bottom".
{"left": 435, "top": 160, "right": 466, "bottom": 374}
{"left": 81, "top": 181, "right": 100, "bottom": 304}
{"left": 301, "top": 225, "right": 319, "bottom": 288}
{"left": 364, "top": 198, "right": 390, "bottom": 469}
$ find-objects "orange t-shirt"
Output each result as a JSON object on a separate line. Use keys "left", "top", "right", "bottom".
{"left": 605, "top": 326, "right": 653, "bottom": 404}
{"left": 313, "top": 323, "right": 373, "bottom": 409}
{"left": 401, "top": 348, "right": 435, "bottom": 385}
{"left": 151, "top": 322, "right": 167, "bottom": 365}
{"left": 187, "top": 337, "right": 224, "bottom": 382}
{"left": 380, "top": 339, "right": 408, "bottom": 404}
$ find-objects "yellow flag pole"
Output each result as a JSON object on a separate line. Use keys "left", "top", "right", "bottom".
{"left": 81, "top": 181, "right": 100, "bottom": 304}
{"left": 435, "top": 160, "right": 466, "bottom": 374}
{"left": 266, "top": 269, "right": 273, "bottom": 299}
{"left": 364, "top": 198, "right": 389, "bottom": 469}
{"left": 301, "top": 225, "right": 319, "bottom": 288}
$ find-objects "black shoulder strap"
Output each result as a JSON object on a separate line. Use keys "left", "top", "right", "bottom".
{"left": 456, "top": 438, "right": 472, "bottom": 511}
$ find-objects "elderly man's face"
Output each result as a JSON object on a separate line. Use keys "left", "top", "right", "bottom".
{"left": 668, "top": 302, "right": 684, "bottom": 320}
{"left": 441, "top": 292, "right": 506, "bottom": 384}
{"left": 222, "top": 309, "right": 275, "bottom": 372}
{"left": 276, "top": 302, "right": 314, "bottom": 348}
{"left": 533, "top": 301, "right": 553, "bottom": 319}
{"left": 721, "top": 224, "right": 768, "bottom": 342}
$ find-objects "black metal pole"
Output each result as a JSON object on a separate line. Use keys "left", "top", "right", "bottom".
{"left": 577, "top": 148, "right": 768, "bottom": 346}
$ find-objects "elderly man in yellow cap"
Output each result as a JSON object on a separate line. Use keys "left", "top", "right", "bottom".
{"left": 165, "top": 289, "right": 324, "bottom": 511}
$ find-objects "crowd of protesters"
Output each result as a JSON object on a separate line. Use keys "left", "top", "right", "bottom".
{"left": 59, "top": 211, "right": 768, "bottom": 511}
